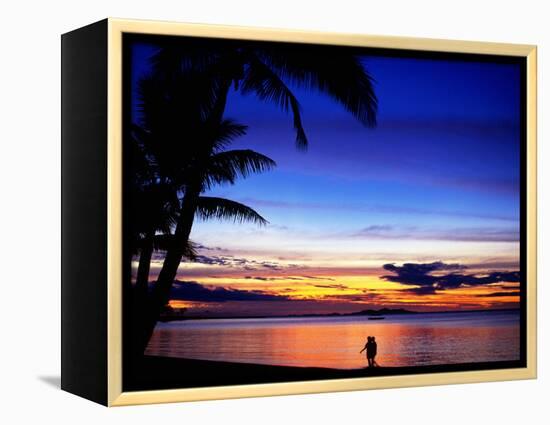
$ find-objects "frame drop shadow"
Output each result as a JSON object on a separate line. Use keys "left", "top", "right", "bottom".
{"left": 38, "top": 376, "right": 61, "bottom": 388}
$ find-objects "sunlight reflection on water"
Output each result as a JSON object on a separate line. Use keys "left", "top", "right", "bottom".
{"left": 145, "top": 310, "right": 520, "bottom": 368}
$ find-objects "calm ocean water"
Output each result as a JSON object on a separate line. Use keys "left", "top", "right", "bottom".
{"left": 145, "top": 310, "right": 520, "bottom": 368}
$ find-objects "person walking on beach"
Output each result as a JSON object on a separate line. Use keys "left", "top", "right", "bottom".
{"left": 369, "top": 336, "right": 378, "bottom": 367}
{"left": 360, "top": 336, "right": 379, "bottom": 367}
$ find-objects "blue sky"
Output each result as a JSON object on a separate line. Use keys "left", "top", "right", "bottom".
{"left": 130, "top": 43, "right": 520, "bottom": 234}
{"left": 211, "top": 55, "right": 520, "bottom": 236}
{"left": 129, "top": 40, "right": 521, "bottom": 314}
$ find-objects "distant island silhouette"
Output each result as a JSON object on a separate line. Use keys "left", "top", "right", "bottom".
{"left": 159, "top": 307, "right": 519, "bottom": 322}
{"left": 350, "top": 308, "right": 416, "bottom": 316}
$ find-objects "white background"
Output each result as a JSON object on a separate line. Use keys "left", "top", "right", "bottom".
{"left": 0, "top": 0, "right": 546, "bottom": 423}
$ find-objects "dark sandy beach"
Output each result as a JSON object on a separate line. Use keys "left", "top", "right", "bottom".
{"left": 124, "top": 355, "right": 521, "bottom": 391}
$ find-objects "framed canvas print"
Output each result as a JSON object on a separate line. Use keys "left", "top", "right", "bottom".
{"left": 61, "top": 18, "right": 537, "bottom": 406}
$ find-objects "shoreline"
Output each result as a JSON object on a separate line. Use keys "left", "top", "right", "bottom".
{"left": 159, "top": 307, "right": 520, "bottom": 322}
{"left": 125, "top": 355, "right": 523, "bottom": 391}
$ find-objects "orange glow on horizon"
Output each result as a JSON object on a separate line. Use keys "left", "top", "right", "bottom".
{"left": 165, "top": 273, "right": 520, "bottom": 314}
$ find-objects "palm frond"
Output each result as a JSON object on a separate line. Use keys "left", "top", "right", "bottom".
{"left": 196, "top": 196, "right": 268, "bottom": 225}
{"left": 130, "top": 177, "right": 180, "bottom": 246}
{"left": 128, "top": 128, "right": 156, "bottom": 183}
{"left": 137, "top": 235, "right": 198, "bottom": 260}
{"left": 210, "top": 119, "right": 248, "bottom": 152}
{"left": 150, "top": 42, "right": 225, "bottom": 77}
{"left": 256, "top": 45, "right": 378, "bottom": 127}
{"left": 203, "top": 149, "right": 276, "bottom": 188}
{"left": 137, "top": 72, "right": 218, "bottom": 130}
{"left": 136, "top": 72, "right": 223, "bottom": 182}
{"left": 241, "top": 54, "right": 308, "bottom": 150}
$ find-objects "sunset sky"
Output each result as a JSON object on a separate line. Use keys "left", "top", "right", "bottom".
{"left": 130, "top": 42, "right": 522, "bottom": 316}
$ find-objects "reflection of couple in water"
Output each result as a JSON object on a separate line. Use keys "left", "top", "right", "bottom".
{"left": 360, "top": 336, "right": 379, "bottom": 367}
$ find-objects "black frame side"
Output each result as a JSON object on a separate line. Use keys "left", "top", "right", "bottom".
{"left": 61, "top": 19, "right": 109, "bottom": 405}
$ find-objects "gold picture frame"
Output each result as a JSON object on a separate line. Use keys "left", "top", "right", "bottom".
{"left": 62, "top": 17, "right": 537, "bottom": 407}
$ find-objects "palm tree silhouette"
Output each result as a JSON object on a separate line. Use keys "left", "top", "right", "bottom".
{"left": 151, "top": 39, "right": 377, "bottom": 149}
{"left": 132, "top": 40, "right": 378, "bottom": 354}
{"left": 128, "top": 138, "right": 176, "bottom": 293}
{"left": 127, "top": 133, "right": 205, "bottom": 358}
{"left": 132, "top": 72, "right": 276, "bottom": 353}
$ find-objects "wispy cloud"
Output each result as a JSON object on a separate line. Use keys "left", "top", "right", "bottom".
{"left": 318, "top": 291, "right": 384, "bottom": 303}
{"left": 244, "top": 276, "right": 305, "bottom": 281}
{"left": 301, "top": 275, "right": 336, "bottom": 281}
{"left": 311, "top": 283, "right": 348, "bottom": 290}
{"left": 193, "top": 254, "right": 288, "bottom": 271}
{"left": 195, "top": 244, "right": 229, "bottom": 252}
{"left": 239, "top": 197, "right": 518, "bottom": 222}
{"left": 352, "top": 225, "right": 519, "bottom": 242}
{"left": 478, "top": 291, "right": 521, "bottom": 298}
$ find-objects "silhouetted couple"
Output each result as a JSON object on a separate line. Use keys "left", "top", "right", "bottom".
{"left": 360, "top": 336, "right": 378, "bottom": 367}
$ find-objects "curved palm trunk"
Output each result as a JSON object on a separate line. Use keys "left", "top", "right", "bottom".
{"left": 135, "top": 230, "right": 154, "bottom": 297}
{"left": 130, "top": 231, "right": 155, "bottom": 359}
{"left": 135, "top": 79, "right": 232, "bottom": 355}
{"left": 137, "top": 186, "right": 201, "bottom": 354}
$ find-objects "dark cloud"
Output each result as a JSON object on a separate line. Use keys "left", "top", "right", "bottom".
{"left": 381, "top": 261, "right": 520, "bottom": 295}
{"left": 312, "top": 284, "right": 348, "bottom": 290}
{"left": 193, "top": 254, "right": 287, "bottom": 271}
{"left": 150, "top": 252, "right": 168, "bottom": 262}
{"left": 261, "top": 262, "right": 283, "bottom": 270}
{"left": 478, "top": 291, "right": 521, "bottom": 298}
{"left": 301, "top": 275, "right": 336, "bottom": 281}
{"left": 320, "top": 292, "right": 383, "bottom": 302}
{"left": 194, "top": 255, "right": 234, "bottom": 266}
{"left": 169, "top": 280, "right": 288, "bottom": 302}
{"left": 244, "top": 276, "right": 305, "bottom": 281}
{"left": 491, "top": 283, "right": 521, "bottom": 290}
{"left": 195, "top": 243, "right": 228, "bottom": 252}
